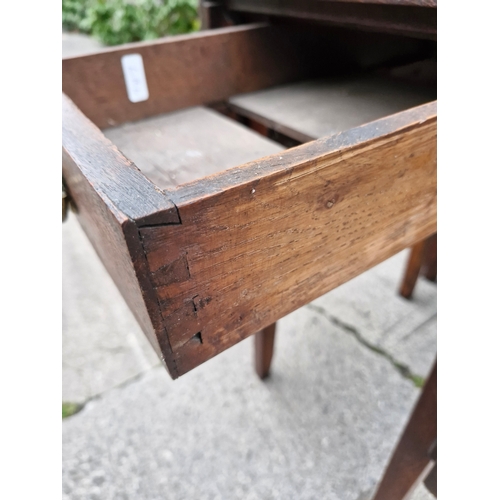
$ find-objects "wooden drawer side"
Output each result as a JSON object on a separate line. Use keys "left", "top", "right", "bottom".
{"left": 63, "top": 92, "right": 436, "bottom": 378}
{"left": 140, "top": 102, "right": 437, "bottom": 375}
{"left": 62, "top": 24, "right": 318, "bottom": 129}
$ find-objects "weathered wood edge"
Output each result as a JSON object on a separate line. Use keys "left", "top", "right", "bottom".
{"left": 62, "top": 94, "right": 179, "bottom": 226}
{"left": 169, "top": 101, "right": 437, "bottom": 207}
{"left": 314, "top": 0, "right": 436, "bottom": 7}
{"left": 62, "top": 93, "right": 181, "bottom": 378}
{"left": 62, "top": 23, "right": 266, "bottom": 61}
{"left": 225, "top": 0, "right": 437, "bottom": 40}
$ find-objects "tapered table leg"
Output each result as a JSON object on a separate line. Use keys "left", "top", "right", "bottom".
{"left": 399, "top": 240, "right": 427, "bottom": 299}
{"left": 254, "top": 323, "right": 276, "bottom": 379}
{"left": 423, "top": 233, "right": 437, "bottom": 282}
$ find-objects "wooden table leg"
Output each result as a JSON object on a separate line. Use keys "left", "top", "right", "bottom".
{"left": 255, "top": 323, "right": 276, "bottom": 379}
{"left": 422, "top": 233, "right": 437, "bottom": 282}
{"left": 399, "top": 240, "right": 427, "bottom": 299}
{"left": 371, "top": 361, "right": 437, "bottom": 500}
{"left": 424, "top": 463, "right": 437, "bottom": 497}
{"left": 399, "top": 234, "right": 437, "bottom": 299}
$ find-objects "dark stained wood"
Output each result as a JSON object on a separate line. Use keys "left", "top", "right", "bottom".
{"left": 423, "top": 232, "right": 437, "bottom": 282}
{"left": 399, "top": 240, "right": 426, "bottom": 299}
{"left": 62, "top": 94, "right": 179, "bottom": 227}
{"left": 199, "top": 1, "right": 236, "bottom": 29}
{"left": 103, "top": 106, "right": 283, "bottom": 190}
{"left": 225, "top": 0, "right": 437, "bottom": 39}
{"left": 229, "top": 74, "right": 436, "bottom": 143}
{"left": 424, "top": 463, "right": 437, "bottom": 496}
{"left": 212, "top": 102, "right": 300, "bottom": 147}
{"left": 371, "top": 361, "right": 437, "bottom": 500}
{"left": 62, "top": 24, "right": 324, "bottom": 129}
{"left": 321, "top": 0, "right": 436, "bottom": 6}
{"left": 385, "top": 58, "right": 437, "bottom": 87}
{"left": 255, "top": 323, "right": 277, "bottom": 379}
{"left": 139, "top": 102, "right": 436, "bottom": 375}
{"left": 62, "top": 93, "right": 180, "bottom": 377}
{"left": 62, "top": 3, "right": 437, "bottom": 381}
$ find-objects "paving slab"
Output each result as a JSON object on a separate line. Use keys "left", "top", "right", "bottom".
{"left": 311, "top": 252, "right": 437, "bottom": 381}
{"left": 63, "top": 217, "right": 159, "bottom": 403}
{"left": 63, "top": 209, "right": 436, "bottom": 499}
{"left": 63, "top": 214, "right": 435, "bottom": 500}
{"left": 63, "top": 298, "right": 435, "bottom": 500}
{"left": 62, "top": 32, "right": 103, "bottom": 57}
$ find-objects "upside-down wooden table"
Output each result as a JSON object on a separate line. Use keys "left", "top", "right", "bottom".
{"left": 62, "top": 1, "right": 437, "bottom": 498}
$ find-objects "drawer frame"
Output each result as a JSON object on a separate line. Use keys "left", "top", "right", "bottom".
{"left": 62, "top": 24, "right": 436, "bottom": 378}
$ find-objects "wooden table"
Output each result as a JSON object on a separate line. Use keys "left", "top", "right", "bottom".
{"left": 62, "top": 20, "right": 436, "bottom": 377}
{"left": 63, "top": 2, "right": 437, "bottom": 497}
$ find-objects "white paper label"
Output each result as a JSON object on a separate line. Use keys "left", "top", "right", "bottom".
{"left": 121, "top": 54, "right": 149, "bottom": 103}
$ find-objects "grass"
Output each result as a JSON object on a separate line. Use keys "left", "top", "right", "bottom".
{"left": 410, "top": 375, "right": 426, "bottom": 388}
{"left": 62, "top": 402, "right": 83, "bottom": 419}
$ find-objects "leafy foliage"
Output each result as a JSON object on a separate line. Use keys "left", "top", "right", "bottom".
{"left": 62, "top": 0, "right": 200, "bottom": 46}
{"left": 62, "top": 0, "right": 91, "bottom": 32}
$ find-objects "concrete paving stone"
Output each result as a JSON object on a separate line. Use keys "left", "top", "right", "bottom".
{"left": 382, "top": 314, "right": 437, "bottom": 379}
{"left": 409, "top": 482, "right": 435, "bottom": 500}
{"left": 63, "top": 217, "right": 160, "bottom": 403}
{"left": 310, "top": 251, "right": 437, "bottom": 379}
{"left": 63, "top": 296, "right": 435, "bottom": 500}
{"left": 62, "top": 31, "right": 103, "bottom": 58}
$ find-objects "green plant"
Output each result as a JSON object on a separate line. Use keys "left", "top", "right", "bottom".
{"left": 62, "top": 0, "right": 91, "bottom": 32}
{"left": 62, "top": 0, "right": 199, "bottom": 46}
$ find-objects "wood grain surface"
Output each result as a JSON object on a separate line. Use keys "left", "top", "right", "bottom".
{"left": 63, "top": 24, "right": 321, "bottom": 129}
{"left": 63, "top": 16, "right": 437, "bottom": 378}
{"left": 103, "top": 107, "right": 283, "bottom": 190}
{"left": 138, "top": 102, "right": 436, "bottom": 375}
